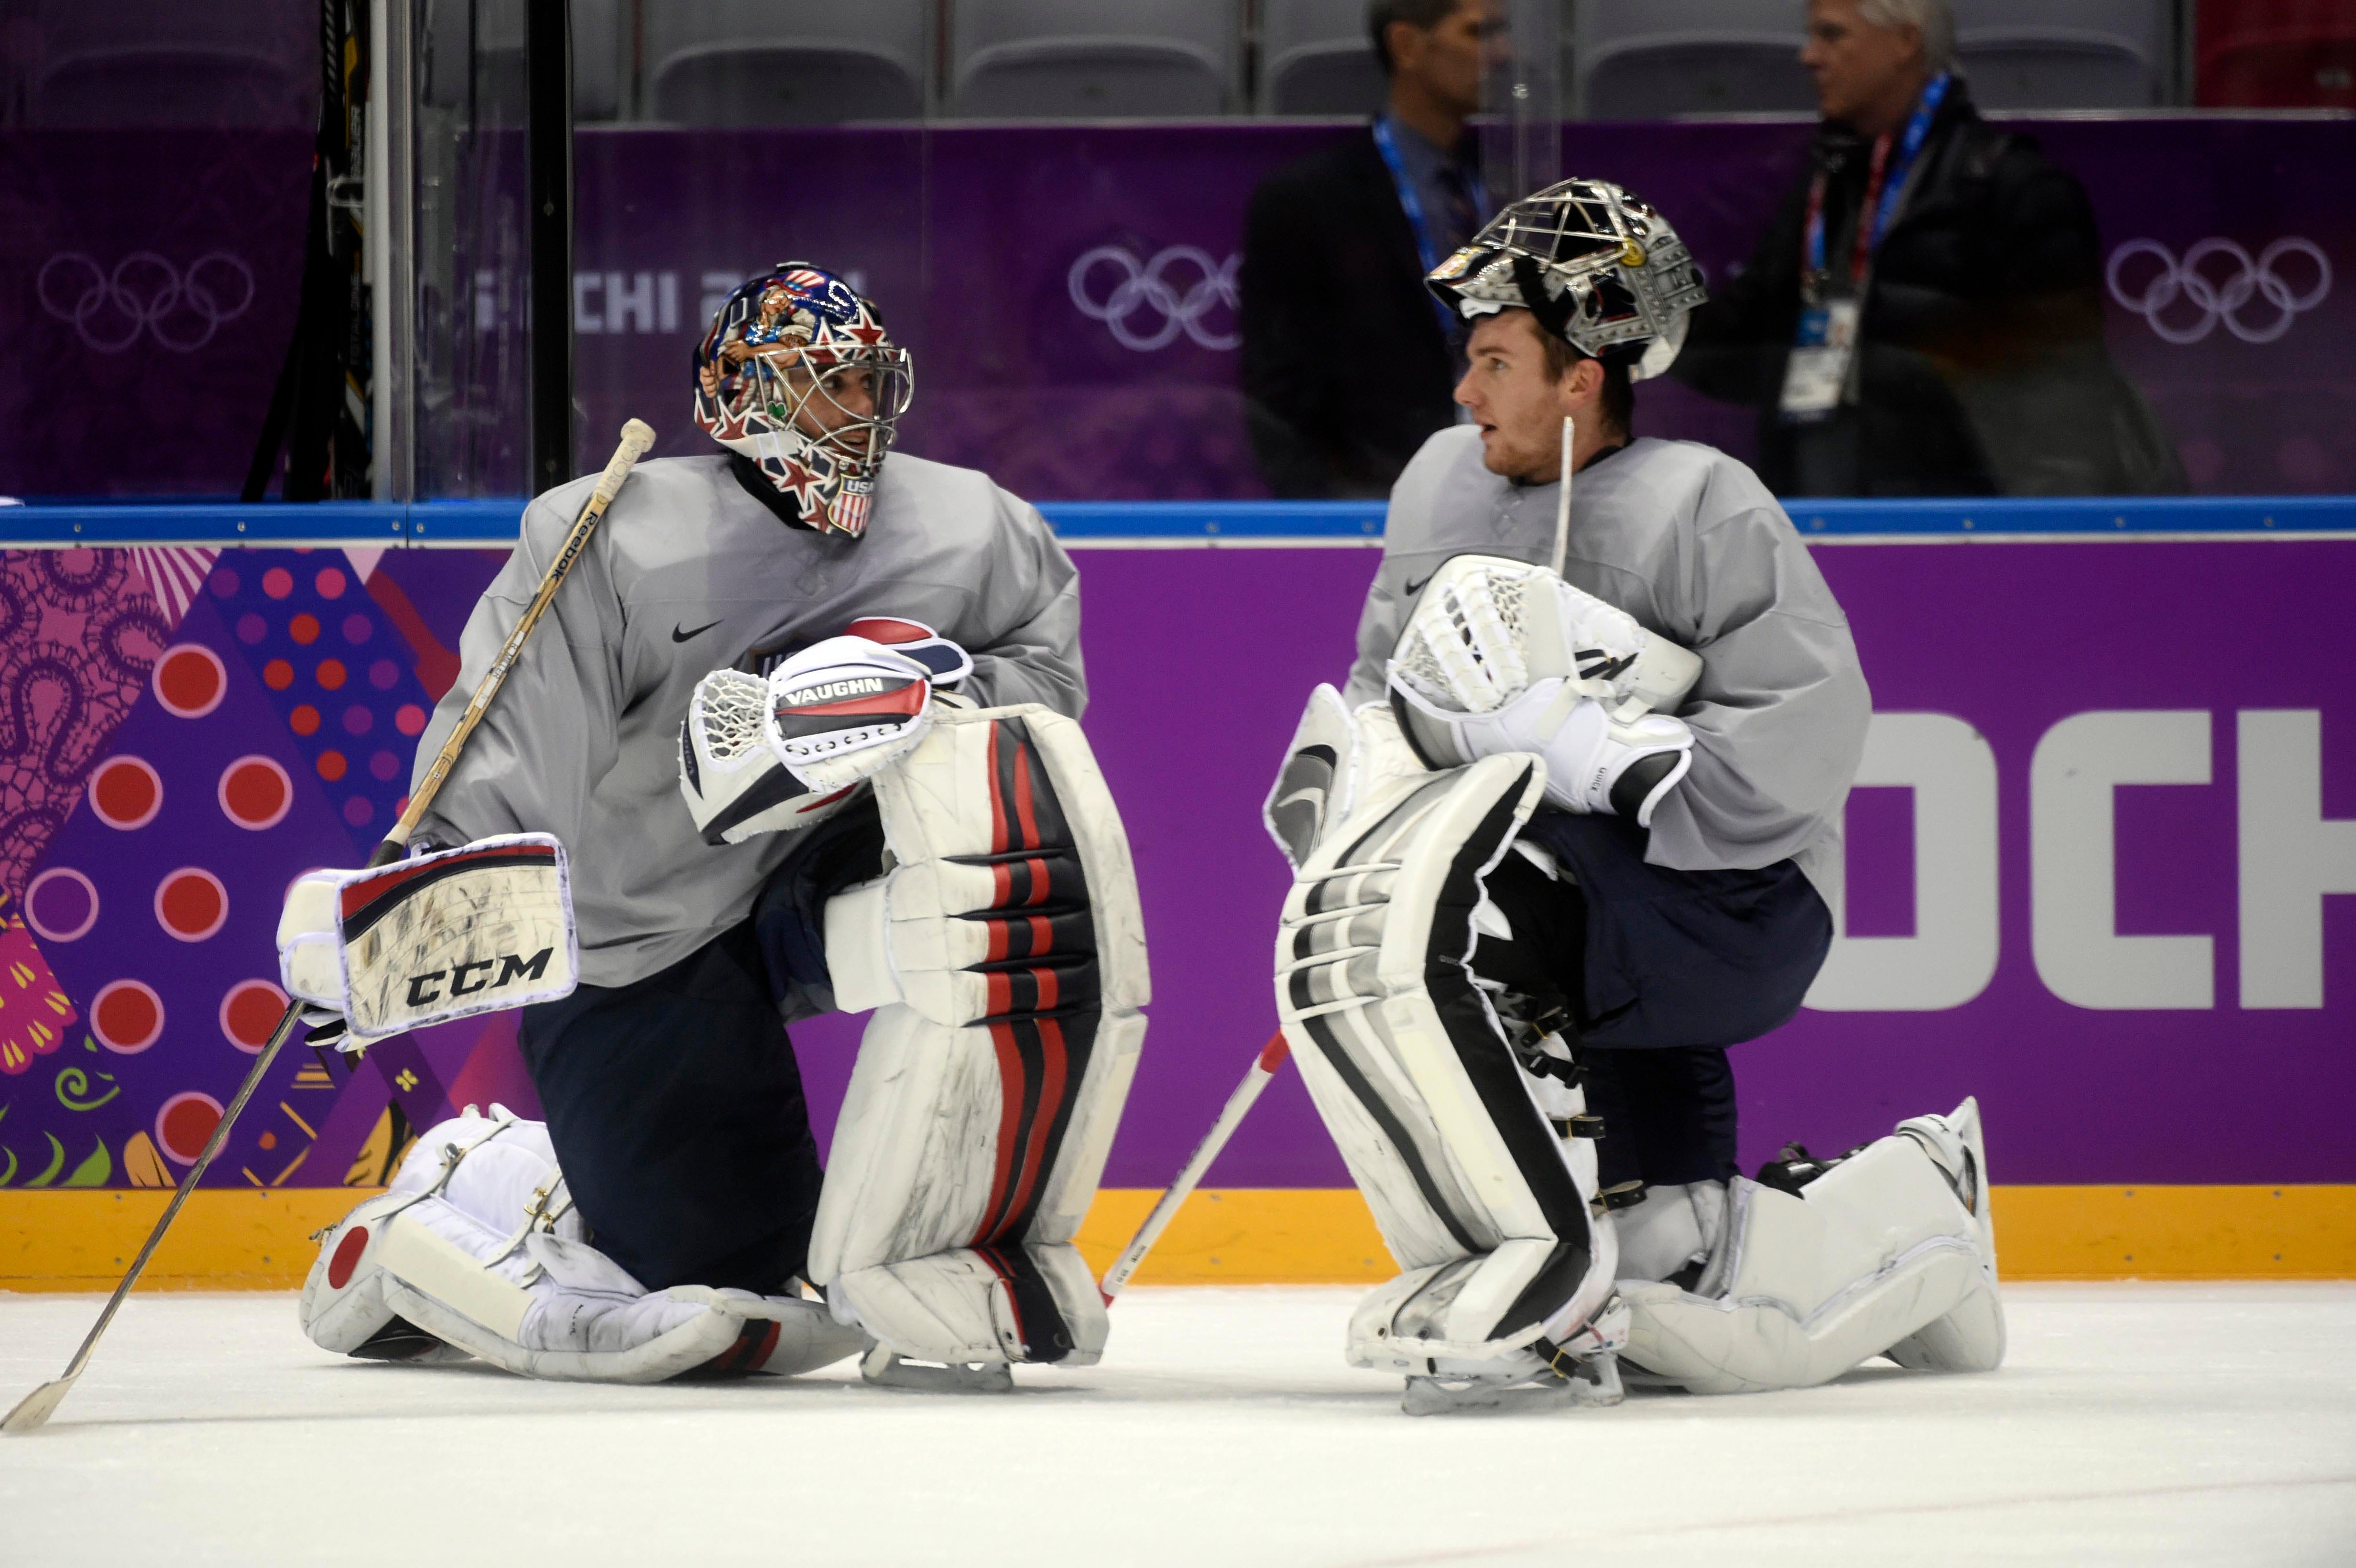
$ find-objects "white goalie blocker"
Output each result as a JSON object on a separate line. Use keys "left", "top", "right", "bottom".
{"left": 1271, "top": 710, "right": 1624, "bottom": 1413}
{"left": 812, "top": 703, "right": 1147, "bottom": 1386}
{"left": 301, "top": 1108, "right": 864, "bottom": 1381}
{"left": 1617, "top": 1099, "right": 2006, "bottom": 1395}
{"left": 277, "top": 834, "right": 577, "bottom": 1042}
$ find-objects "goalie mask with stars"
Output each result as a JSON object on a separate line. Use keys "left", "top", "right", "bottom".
{"left": 692, "top": 262, "right": 914, "bottom": 538}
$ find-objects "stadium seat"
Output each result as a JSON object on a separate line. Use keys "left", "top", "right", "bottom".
{"left": 1953, "top": 0, "right": 2166, "bottom": 110}
{"left": 2197, "top": 0, "right": 2356, "bottom": 109}
{"left": 1573, "top": 0, "right": 1814, "bottom": 120}
{"left": 418, "top": 0, "right": 624, "bottom": 122}
{"left": 33, "top": 48, "right": 308, "bottom": 128}
{"left": 950, "top": 0, "right": 1238, "bottom": 119}
{"left": 644, "top": 0, "right": 928, "bottom": 126}
{"left": 29, "top": 0, "right": 314, "bottom": 127}
{"left": 1260, "top": 0, "right": 1385, "bottom": 116}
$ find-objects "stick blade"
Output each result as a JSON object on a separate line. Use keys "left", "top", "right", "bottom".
{"left": 1, "top": 1375, "right": 74, "bottom": 1435}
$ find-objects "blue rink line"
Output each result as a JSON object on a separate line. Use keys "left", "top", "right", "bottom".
{"left": 2, "top": 493, "right": 2353, "bottom": 546}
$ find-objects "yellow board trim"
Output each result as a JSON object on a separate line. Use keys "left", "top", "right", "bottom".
{"left": 1, "top": 1185, "right": 2351, "bottom": 1293}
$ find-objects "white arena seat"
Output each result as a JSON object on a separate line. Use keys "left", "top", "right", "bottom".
{"left": 950, "top": 0, "right": 1239, "bottom": 119}
{"left": 1953, "top": 0, "right": 2168, "bottom": 109}
{"left": 644, "top": 0, "right": 928, "bottom": 126}
{"left": 418, "top": 0, "right": 624, "bottom": 122}
{"left": 1573, "top": 0, "right": 1814, "bottom": 119}
{"left": 1260, "top": 0, "right": 1385, "bottom": 116}
{"left": 31, "top": 0, "right": 313, "bottom": 127}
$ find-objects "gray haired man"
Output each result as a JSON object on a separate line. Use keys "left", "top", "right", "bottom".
{"left": 1673, "top": 0, "right": 2182, "bottom": 497}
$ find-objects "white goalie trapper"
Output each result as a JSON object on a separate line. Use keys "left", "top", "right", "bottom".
{"left": 681, "top": 630, "right": 953, "bottom": 846}
{"left": 1389, "top": 553, "right": 1700, "bottom": 724}
{"left": 277, "top": 833, "right": 577, "bottom": 1042}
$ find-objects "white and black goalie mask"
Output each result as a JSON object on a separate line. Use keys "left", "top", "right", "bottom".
{"left": 1426, "top": 178, "right": 1709, "bottom": 381}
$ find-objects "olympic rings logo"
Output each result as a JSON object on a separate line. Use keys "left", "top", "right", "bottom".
{"left": 1068, "top": 245, "right": 1241, "bottom": 352}
{"left": 2105, "top": 238, "right": 2331, "bottom": 346}
{"left": 36, "top": 252, "right": 257, "bottom": 354}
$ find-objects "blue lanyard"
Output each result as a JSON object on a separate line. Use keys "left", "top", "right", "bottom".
{"left": 1804, "top": 72, "right": 1951, "bottom": 280}
{"left": 1372, "top": 116, "right": 1473, "bottom": 336}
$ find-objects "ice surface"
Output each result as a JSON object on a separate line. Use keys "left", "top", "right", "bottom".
{"left": 2, "top": 1284, "right": 2351, "bottom": 1566}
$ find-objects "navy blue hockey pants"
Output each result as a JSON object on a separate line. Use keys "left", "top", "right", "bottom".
{"left": 1481, "top": 809, "right": 1834, "bottom": 1191}
{"left": 516, "top": 806, "right": 887, "bottom": 1296}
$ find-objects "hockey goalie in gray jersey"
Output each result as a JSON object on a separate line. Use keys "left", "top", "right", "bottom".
{"left": 287, "top": 264, "right": 1145, "bottom": 1389}
{"left": 1267, "top": 180, "right": 2002, "bottom": 1412}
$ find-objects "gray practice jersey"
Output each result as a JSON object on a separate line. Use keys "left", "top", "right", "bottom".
{"left": 413, "top": 452, "right": 1084, "bottom": 988}
{"left": 1343, "top": 427, "right": 1869, "bottom": 913}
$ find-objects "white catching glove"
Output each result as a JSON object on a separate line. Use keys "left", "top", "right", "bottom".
{"left": 679, "top": 634, "right": 939, "bottom": 845}
{"left": 1388, "top": 554, "right": 1702, "bottom": 722}
{"left": 1404, "top": 677, "right": 1696, "bottom": 827}
{"left": 278, "top": 834, "right": 578, "bottom": 1045}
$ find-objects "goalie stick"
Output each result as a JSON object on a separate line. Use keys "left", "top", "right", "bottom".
{"left": 1, "top": 419, "right": 656, "bottom": 1437}
{"left": 1100, "top": 1032, "right": 1289, "bottom": 1301}
{"left": 1553, "top": 414, "right": 1573, "bottom": 577}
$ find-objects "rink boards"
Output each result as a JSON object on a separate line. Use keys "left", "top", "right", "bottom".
{"left": 0, "top": 501, "right": 2352, "bottom": 1285}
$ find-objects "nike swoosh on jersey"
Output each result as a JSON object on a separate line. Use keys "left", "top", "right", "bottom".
{"left": 1402, "top": 576, "right": 1430, "bottom": 596}
{"left": 672, "top": 619, "right": 725, "bottom": 642}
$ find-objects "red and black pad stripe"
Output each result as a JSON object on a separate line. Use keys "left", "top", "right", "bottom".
{"left": 952, "top": 719, "right": 1106, "bottom": 1363}
{"left": 971, "top": 952, "right": 1101, "bottom": 1023}
{"left": 340, "top": 841, "right": 559, "bottom": 943}
{"left": 982, "top": 718, "right": 1074, "bottom": 854}
{"left": 973, "top": 1243, "right": 1079, "bottom": 1363}
{"left": 770, "top": 673, "right": 927, "bottom": 741}
{"left": 966, "top": 906, "right": 1095, "bottom": 965}
{"left": 949, "top": 846, "right": 1090, "bottom": 912}
{"left": 676, "top": 1318, "right": 784, "bottom": 1380}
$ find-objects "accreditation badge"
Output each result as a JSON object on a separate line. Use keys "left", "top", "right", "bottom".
{"left": 1778, "top": 296, "right": 1861, "bottom": 420}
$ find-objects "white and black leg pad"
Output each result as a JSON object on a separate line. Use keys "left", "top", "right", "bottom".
{"left": 1276, "top": 754, "right": 1621, "bottom": 1387}
{"left": 298, "top": 1109, "right": 864, "bottom": 1383}
{"left": 1620, "top": 1097, "right": 2004, "bottom": 1394}
{"left": 811, "top": 704, "right": 1148, "bottom": 1372}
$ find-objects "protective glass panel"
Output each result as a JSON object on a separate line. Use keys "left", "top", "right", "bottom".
{"left": 4, "top": 1, "right": 2352, "bottom": 501}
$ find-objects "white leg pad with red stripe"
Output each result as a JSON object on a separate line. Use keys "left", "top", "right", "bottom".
{"left": 299, "top": 1109, "right": 864, "bottom": 1383}
{"left": 811, "top": 705, "right": 1148, "bottom": 1371}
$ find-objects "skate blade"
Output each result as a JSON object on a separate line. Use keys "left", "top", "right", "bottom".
{"left": 2, "top": 1376, "right": 74, "bottom": 1436}
{"left": 1401, "top": 1355, "right": 1625, "bottom": 1417}
{"left": 859, "top": 1346, "right": 1014, "bottom": 1394}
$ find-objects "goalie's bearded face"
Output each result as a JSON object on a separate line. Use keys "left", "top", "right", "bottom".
{"left": 1454, "top": 309, "right": 1604, "bottom": 485}
{"left": 753, "top": 350, "right": 885, "bottom": 464}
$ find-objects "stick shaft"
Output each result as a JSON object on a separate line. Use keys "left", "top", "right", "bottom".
{"left": 1100, "top": 1033, "right": 1290, "bottom": 1300}
{"left": 44, "top": 1006, "right": 301, "bottom": 1387}
{"left": 4, "top": 419, "right": 654, "bottom": 1435}
{"left": 1552, "top": 414, "right": 1574, "bottom": 577}
{"left": 388, "top": 419, "right": 653, "bottom": 851}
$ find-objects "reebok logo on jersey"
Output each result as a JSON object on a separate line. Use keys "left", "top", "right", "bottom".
{"left": 783, "top": 676, "right": 891, "bottom": 706}
{"left": 673, "top": 619, "right": 725, "bottom": 643}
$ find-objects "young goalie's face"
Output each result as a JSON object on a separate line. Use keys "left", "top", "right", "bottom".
{"left": 1453, "top": 310, "right": 1603, "bottom": 485}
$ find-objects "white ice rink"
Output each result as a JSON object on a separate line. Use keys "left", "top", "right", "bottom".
{"left": 3, "top": 1283, "right": 2351, "bottom": 1567}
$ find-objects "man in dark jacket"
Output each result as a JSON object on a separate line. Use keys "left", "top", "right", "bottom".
{"left": 1240, "top": 0, "right": 1500, "bottom": 497}
{"left": 1674, "top": 0, "right": 2182, "bottom": 497}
